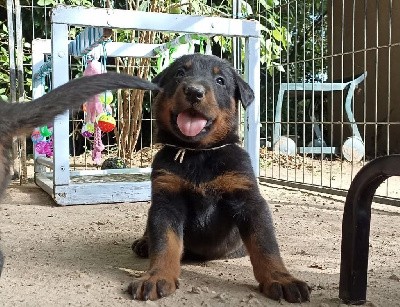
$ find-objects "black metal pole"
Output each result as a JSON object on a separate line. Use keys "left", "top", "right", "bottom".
{"left": 339, "top": 154, "right": 400, "bottom": 304}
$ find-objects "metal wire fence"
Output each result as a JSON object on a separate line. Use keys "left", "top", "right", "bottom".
{"left": 261, "top": 0, "right": 400, "bottom": 205}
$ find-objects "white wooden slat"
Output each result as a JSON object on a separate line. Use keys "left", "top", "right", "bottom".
{"left": 51, "top": 6, "right": 260, "bottom": 38}
{"left": 51, "top": 23, "right": 71, "bottom": 186}
{"left": 54, "top": 182, "right": 151, "bottom": 205}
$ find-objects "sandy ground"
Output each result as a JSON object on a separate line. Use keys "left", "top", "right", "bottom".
{"left": 0, "top": 179, "right": 399, "bottom": 306}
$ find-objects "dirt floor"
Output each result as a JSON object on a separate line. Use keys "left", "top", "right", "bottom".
{"left": 0, "top": 178, "right": 399, "bottom": 306}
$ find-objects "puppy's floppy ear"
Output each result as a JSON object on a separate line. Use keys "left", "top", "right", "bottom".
{"left": 152, "top": 69, "right": 167, "bottom": 87}
{"left": 234, "top": 74, "right": 255, "bottom": 110}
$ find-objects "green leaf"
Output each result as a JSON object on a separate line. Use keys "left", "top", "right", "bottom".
{"left": 273, "top": 62, "right": 285, "bottom": 72}
{"left": 272, "top": 29, "right": 283, "bottom": 42}
{"left": 37, "top": 0, "right": 56, "bottom": 6}
{"left": 2, "top": 23, "right": 8, "bottom": 34}
{"left": 138, "top": 0, "right": 150, "bottom": 11}
{"left": 267, "top": 0, "right": 279, "bottom": 6}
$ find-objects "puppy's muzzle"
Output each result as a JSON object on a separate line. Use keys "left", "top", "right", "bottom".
{"left": 183, "top": 84, "right": 205, "bottom": 104}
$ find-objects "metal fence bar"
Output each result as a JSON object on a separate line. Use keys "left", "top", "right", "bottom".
{"left": 258, "top": 0, "right": 400, "bottom": 204}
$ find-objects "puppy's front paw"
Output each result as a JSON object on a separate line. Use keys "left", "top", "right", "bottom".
{"left": 259, "top": 273, "right": 311, "bottom": 303}
{"left": 128, "top": 272, "right": 179, "bottom": 300}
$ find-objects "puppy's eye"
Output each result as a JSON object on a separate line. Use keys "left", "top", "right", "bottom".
{"left": 175, "top": 69, "right": 185, "bottom": 78}
{"left": 216, "top": 77, "right": 225, "bottom": 86}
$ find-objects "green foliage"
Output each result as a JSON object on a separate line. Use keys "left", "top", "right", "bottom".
{"left": 257, "top": 1, "right": 289, "bottom": 74}
{"left": 37, "top": 0, "right": 94, "bottom": 7}
{"left": 167, "top": 0, "right": 290, "bottom": 76}
{"left": 0, "top": 21, "right": 10, "bottom": 100}
{"left": 279, "top": 1, "right": 327, "bottom": 82}
{"left": 3, "top": 0, "right": 295, "bottom": 119}
{"left": 261, "top": 1, "right": 329, "bottom": 144}
{"left": 23, "top": 42, "right": 33, "bottom": 95}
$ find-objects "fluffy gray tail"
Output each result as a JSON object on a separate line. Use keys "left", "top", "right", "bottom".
{"left": 1, "top": 72, "right": 158, "bottom": 135}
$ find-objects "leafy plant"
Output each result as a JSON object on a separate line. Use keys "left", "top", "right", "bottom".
{"left": 261, "top": 1, "right": 329, "bottom": 144}
{"left": 0, "top": 21, "right": 10, "bottom": 100}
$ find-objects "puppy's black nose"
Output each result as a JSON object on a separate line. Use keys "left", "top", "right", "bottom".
{"left": 184, "top": 84, "right": 205, "bottom": 103}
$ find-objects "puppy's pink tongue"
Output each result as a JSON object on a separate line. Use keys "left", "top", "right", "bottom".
{"left": 177, "top": 111, "right": 208, "bottom": 137}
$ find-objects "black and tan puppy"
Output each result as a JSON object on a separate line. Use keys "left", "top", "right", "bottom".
{"left": 0, "top": 72, "right": 159, "bottom": 275}
{"left": 130, "top": 54, "right": 310, "bottom": 303}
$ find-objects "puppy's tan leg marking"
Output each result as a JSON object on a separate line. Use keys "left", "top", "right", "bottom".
{"left": 243, "top": 234, "right": 310, "bottom": 303}
{"left": 129, "top": 228, "right": 183, "bottom": 300}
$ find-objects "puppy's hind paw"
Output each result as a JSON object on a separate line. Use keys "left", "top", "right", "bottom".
{"left": 131, "top": 237, "right": 149, "bottom": 258}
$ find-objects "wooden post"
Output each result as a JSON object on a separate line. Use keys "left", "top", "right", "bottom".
{"left": 6, "top": 0, "right": 20, "bottom": 181}
{"left": 15, "top": 0, "right": 27, "bottom": 183}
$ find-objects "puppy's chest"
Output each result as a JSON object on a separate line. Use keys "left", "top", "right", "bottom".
{"left": 152, "top": 160, "right": 253, "bottom": 198}
{"left": 152, "top": 147, "right": 254, "bottom": 198}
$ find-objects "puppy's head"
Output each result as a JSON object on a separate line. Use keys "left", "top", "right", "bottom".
{"left": 152, "top": 54, "right": 254, "bottom": 148}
